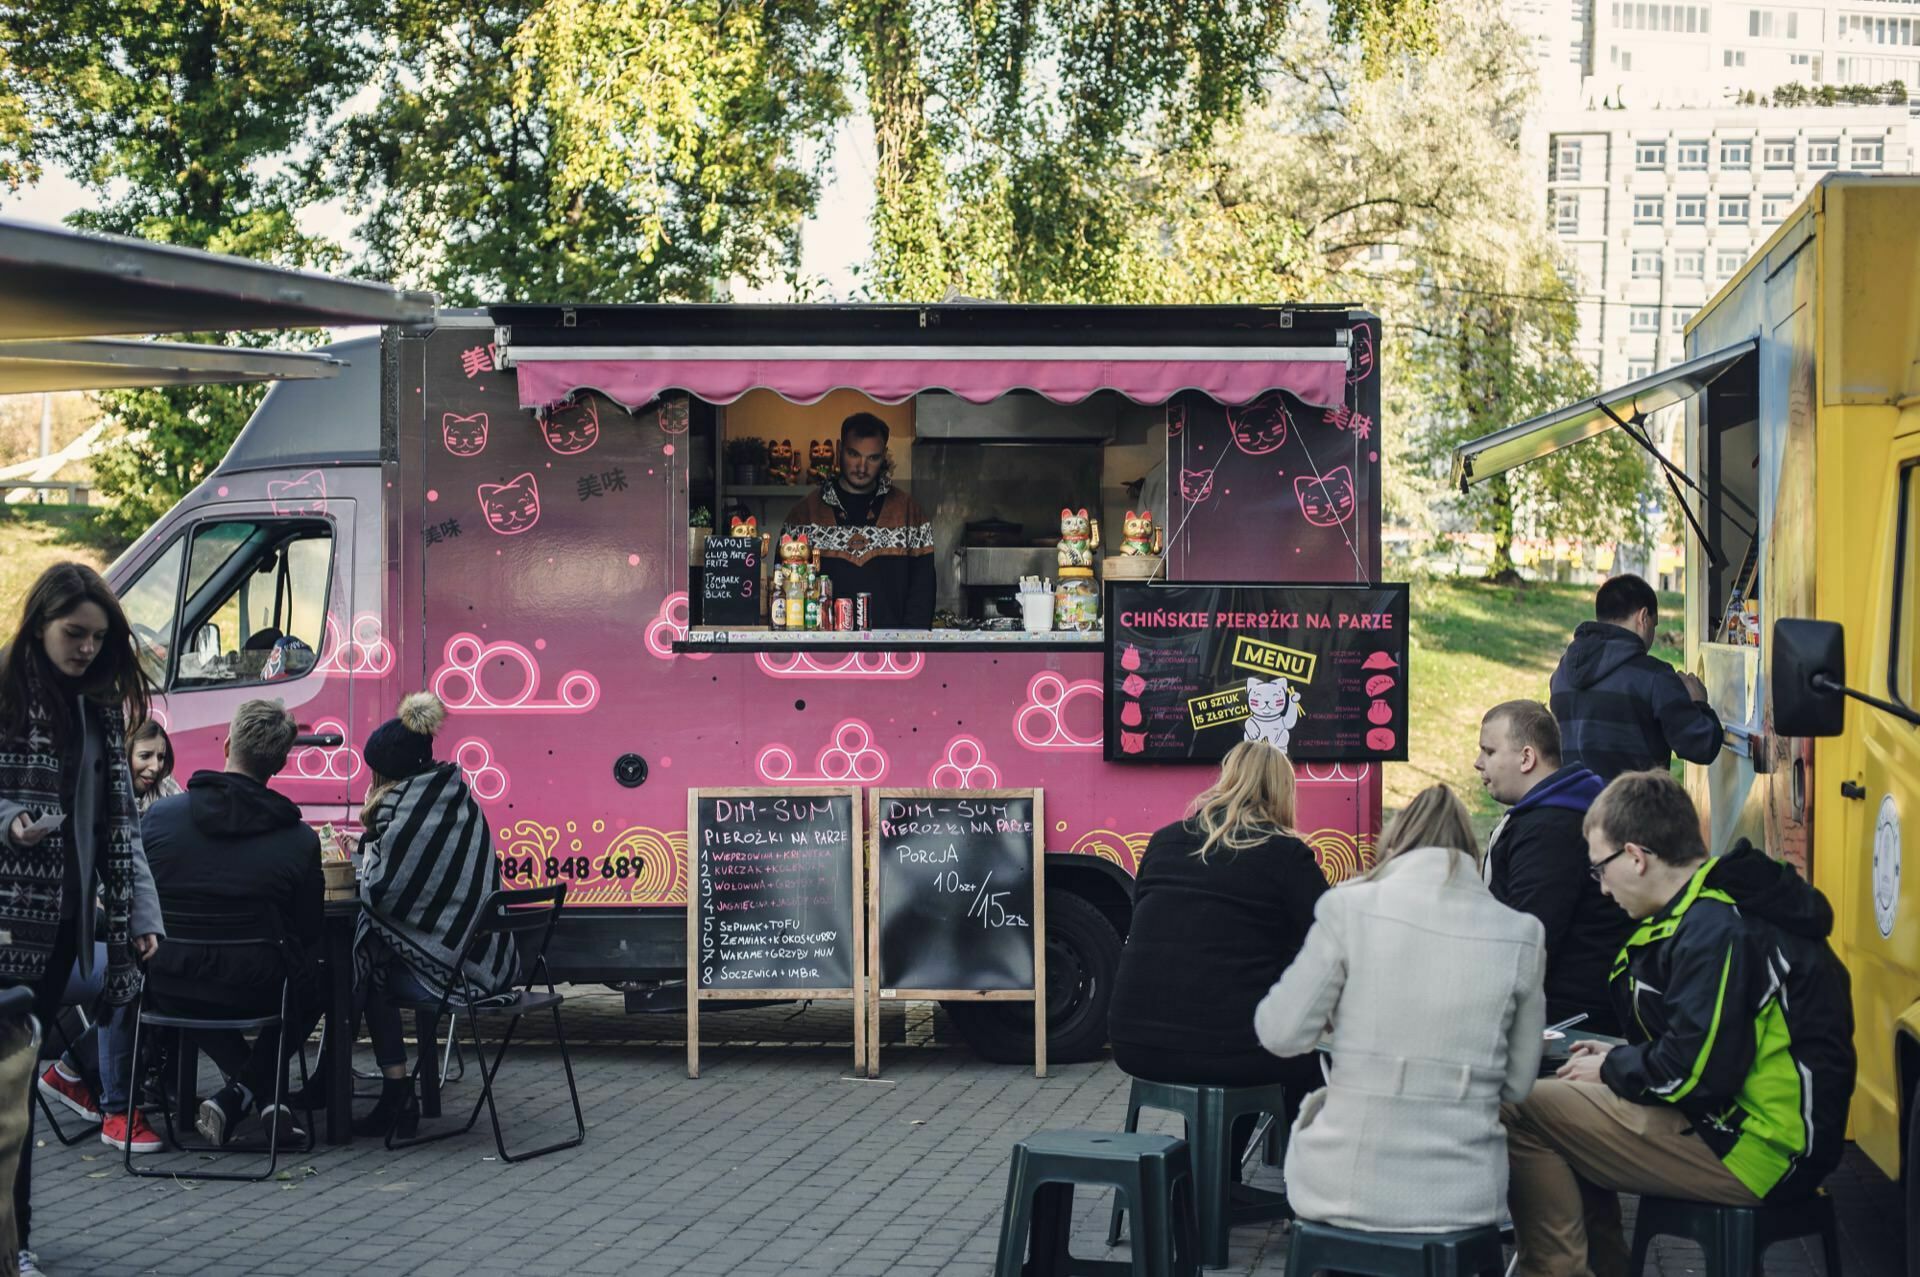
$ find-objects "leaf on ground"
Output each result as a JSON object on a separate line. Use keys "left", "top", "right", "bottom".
{"left": 85, "top": 1171, "right": 110, "bottom": 1179}
{"left": 275, "top": 1170, "right": 293, "bottom": 1181}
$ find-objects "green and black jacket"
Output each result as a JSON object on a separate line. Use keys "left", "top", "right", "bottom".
{"left": 1600, "top": 841, "right": 1855, "bottom": 1200}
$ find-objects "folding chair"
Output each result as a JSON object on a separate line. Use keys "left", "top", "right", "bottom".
{"left": 387, "top": 883, "right": 584, "bottom": 1163}
{"left": 124, "top": 894, "right": 315, "bottom": 1182}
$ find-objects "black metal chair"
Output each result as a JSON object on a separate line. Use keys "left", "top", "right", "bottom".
{"left": 386, "top": 883, "right": 584, "bottom": 1163}
{"left": 124, "top": 894, "right": 315, "bottom": 1182}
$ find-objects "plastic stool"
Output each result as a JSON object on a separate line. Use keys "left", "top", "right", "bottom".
{"left": 1628, "top": 1192, "right": 1841, "bottom": 1277}
{"left": 1105, "top": 1078, "right": 1292, "bottom": 1268}
{"left": 994, "top": 1130, "right": 1198, "bottom": 1277}
{"left": 1287, "top": 1219, "right": 1507, "bottom": 1277}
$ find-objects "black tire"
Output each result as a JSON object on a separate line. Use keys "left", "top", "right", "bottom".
{"left": 1908, "top": 1073, "right": 1920, "bottom": 1277}
{"left": 945, "top": 890, "right": 1122, "bottom": 1065}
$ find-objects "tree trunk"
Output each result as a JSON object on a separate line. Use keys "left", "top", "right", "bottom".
{"left": 1486, "top": 473, "right": 1520, "bottom": 583}
{"left": 850, "top": 1, "right": 947, "bottom": 300}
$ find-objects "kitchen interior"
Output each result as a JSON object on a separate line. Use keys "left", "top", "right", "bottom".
{"left": 685, "top": 388, "right": 1169, "bottom": 632}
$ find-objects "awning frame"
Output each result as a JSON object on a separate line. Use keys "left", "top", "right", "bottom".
{"left": 0, "top": 338, "right": 342, "bottom": 394}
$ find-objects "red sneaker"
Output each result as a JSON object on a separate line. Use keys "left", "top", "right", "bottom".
{"left": 100, "top": 1109, "right": 164, "bottom": 1154}
{"left": 37, "top": 1064, "right": 101, "bottom": 1123}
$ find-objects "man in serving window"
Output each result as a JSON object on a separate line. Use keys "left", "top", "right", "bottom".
{"left": 782, "top": 413, "right": 936, "bottom": 629}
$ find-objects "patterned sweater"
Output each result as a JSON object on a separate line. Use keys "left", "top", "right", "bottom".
{"left": 782, "top": 477, "right": 936, "bottom": 628}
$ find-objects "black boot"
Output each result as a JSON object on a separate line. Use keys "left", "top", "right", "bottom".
{"left": 284, "top": 1052, "right": 329, "bottom": 1111}
{"left": 352, "top": 1077, "right": 418, "bottom": 1138}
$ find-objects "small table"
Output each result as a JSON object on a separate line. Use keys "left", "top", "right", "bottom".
{"left": 321, "top": 899, "right": 359, "bottom": 1144}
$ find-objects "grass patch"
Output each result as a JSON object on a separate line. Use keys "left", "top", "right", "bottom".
{"left": 0, "top": 506, "right": 130, "bottom": 608}
{"left": 1387, "top": 576, "right": 1684, "bottom": 817}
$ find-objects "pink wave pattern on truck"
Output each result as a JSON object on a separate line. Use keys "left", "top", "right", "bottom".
{"left": 432, "top": 633, "right": 600, "bottom": 713}
{"left": 1014, "top": 671, "right": 1103, "bottom": 751}
{"left": 287, "top": 719, "right": 361, "bottom": 782}
{"left": 452, "top": 737, "right": 510, "bottom": 801}
{"left": 928, "top": 734, "right": 1001, "bottom": 789}
{"left": 1299, "top": 762, "right": 1372, "bottom": 784}
{"left": 315, "top": 612, "right": 395, "bottom": 679}
{"left": 643, "top": 593, "right": 707, "bottom": 662}
{"left": 756, "top": 718, "right": 890, "bottom": 784}
{"left": 753, "top": 650, "right": 924, "bottom": 679}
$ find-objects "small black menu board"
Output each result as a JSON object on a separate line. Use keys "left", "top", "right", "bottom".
{"left": 686, "top": 787, "right": 865, "bottom": 1076}
{"left": 700, "top": 536, "right": 761, "bottom": 626}
{"left": 867, "top": 789, "right": 1045, "bottom": 1078}
{"left": 1105, "top": 581, "right": 1410, "bottom": 763}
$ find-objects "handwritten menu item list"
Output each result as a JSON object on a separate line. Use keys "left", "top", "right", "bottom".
{"left": 694, "top": 792, "right": 856, "bottom": 991}
{"left": 1105, "top": 582, "right": 1410, "bottom": 763}
{"left": 875, "top": 793, "right": 1037, "bottom": 993}
{"left": 700, "top": 535, "right": 760, "bottom": 627}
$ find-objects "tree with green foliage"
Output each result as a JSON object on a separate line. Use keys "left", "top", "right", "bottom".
{"left": 338, "top": 0, "right": 845, "bottom": 305}
{"left": 0, "top": 0, "right": 373, "bottom": 536}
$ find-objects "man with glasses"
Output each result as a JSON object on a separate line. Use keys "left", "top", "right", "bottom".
{"left": 1502, "top": 771, "right": 1856, "bottom": 1277}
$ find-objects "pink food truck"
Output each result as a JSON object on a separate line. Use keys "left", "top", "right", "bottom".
{"left": 106, "top": 302, "right": 1390, "bottom": 1062}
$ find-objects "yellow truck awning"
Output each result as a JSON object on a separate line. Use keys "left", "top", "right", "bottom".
{"left": 0, "top": 339, "right": 341, "bottom": 394}
{"left": 1449, "top": 339, "right": 1757, "bottom": 490}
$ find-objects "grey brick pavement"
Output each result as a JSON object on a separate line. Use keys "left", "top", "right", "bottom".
{"left": 25, "top": 995, "right": 1903, "bottom": 1275}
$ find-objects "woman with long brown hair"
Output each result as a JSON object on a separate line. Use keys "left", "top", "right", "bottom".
{"left": 1108, "top": 739, "right": 1331, "bottom": 1100}
{"left": 1254, "top": 784, "right": 1547, "bottom": 1232}
{"left": 0, "top": 562, "right": 163, "bottom": 1271}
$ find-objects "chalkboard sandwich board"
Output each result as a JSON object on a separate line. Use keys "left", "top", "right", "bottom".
{"left": 1105, "top": 581, "right": 1410, "bottom": 764}
{"left": 686, "top": 788, "right": 865, "bottom": 1077}
{"left": 700, "top": 535, "right": 762, "bottom": 627}
{"left": 867, "top": 789, "right": 1045, "bottom": 1078}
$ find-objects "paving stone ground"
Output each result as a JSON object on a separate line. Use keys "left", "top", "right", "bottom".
{"left": 27, "top": 995, "right": 1903, "bottom": 1276}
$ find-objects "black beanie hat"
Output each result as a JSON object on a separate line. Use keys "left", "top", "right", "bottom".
{"left": 364, "top": 692, "right": 446, "bottom": 780}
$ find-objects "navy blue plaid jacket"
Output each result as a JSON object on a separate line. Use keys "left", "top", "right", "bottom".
{"left": 1549, "top": 621, "right": 1723, "bottom": 780}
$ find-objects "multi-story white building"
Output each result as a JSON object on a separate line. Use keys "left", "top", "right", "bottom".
{"left": 1509, "top": 0, "right": 1920, "bottom": 382}
{"left": 1546, "top": 103, "right": 1910, "bottom": 379}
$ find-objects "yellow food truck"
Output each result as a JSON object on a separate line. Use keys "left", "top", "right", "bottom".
{"left": 1452, "top": 173, "right": 1920, "bottom": 1259}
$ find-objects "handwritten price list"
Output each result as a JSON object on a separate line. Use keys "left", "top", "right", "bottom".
{"left": 694, "top": 794, "right": 856, "bottom": 991}
{"left": 875, "top": 794, "right": 1037, "bottom": 992}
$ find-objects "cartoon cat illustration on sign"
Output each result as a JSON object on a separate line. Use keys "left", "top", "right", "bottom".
{"left": 539, "top": 397, "right": 600, "bottom": 455}
{"left": 442, "top": 412, "right": 489, "bottom": 457}
{"left": 478, "top": 473, "right": 542, "bottom": 535}
{"left": 1244, "top": 676, "right": 1303, "bottom": 752}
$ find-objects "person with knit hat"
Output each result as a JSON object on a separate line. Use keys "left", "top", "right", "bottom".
{"left": 350, "top": 692, "right": 518, "bottom": 1137}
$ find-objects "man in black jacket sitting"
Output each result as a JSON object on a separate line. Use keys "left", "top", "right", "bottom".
{"left": 1476, "top": 700, "right": 1629, "bottom": 1034}
{"left": 142, "top": 699, "right": 322, "bottom": 1146}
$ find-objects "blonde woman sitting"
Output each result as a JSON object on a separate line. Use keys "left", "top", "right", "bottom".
{"left": 1108, "top": 741, "right": 1331, "bottom": 1112}
{"left": 1254, "top": 784, "right": 1547, "bottom": 1233}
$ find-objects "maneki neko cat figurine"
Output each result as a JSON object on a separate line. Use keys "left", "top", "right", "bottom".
{"left": 768, "top": 439, "right": 798, "bottom": 486}
{"left": 730, "top": 514, "right": 758, "bottom": 538}
{"left": 808, "top": 439, "right": 836, "bottom": 484}
{"left": 1120, "top": 509, "right": 1155, "bottom": 556}
{"left": 779, "top": 532, "right": 811, "bottom": 576}
{"left": 1058, "top": 508, "right": 1094, "bottom": 568}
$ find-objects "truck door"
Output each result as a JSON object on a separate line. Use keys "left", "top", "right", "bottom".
{"left": 1843, "top": 449, "right": 1920, "bottom": 1171}
{"left": 113, "top": 499, "right": 358, "bottom": 825}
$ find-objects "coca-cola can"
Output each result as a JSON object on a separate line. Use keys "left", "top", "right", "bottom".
{"left": 834, "top": 598, "right": 853, "bottom": 631}
{"left": 855, "top": 593, "right": 872, "bottom": 630}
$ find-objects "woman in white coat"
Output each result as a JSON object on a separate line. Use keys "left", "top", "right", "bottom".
{"left": 1254, "top": 784, "right": 1548, "bottom": 1233}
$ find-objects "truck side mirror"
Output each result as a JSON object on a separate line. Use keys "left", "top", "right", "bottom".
{"left": 1771, "top": 619, "right": 1846, "bottom": 737}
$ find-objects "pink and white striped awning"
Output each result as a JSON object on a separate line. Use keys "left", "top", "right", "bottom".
{"left": 501, "top": 343, "right": 1353, "bottom": 413}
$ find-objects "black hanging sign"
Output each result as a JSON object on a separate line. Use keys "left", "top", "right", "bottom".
{"left": 700, "top": 535, "right": 760, "bottom": 626}
{"left": 1105, "top": 581, "right": 1410, "bottom": 763}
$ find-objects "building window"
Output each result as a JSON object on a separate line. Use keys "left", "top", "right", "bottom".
{"left": 1636, "top": 140, "right": 1668, "bottom": 169}
{"left": 1720, "top": 138, "right": 1752, "bottom": 167}
{"left": 1632, "top": 250, "right": 1664, "bottom": 277}
{"left": 1612, "top": 46, "right": 1635, "bottom": 70}
{"left": 1853, "top": 137, "right": 1886, "bottom": 168}
{"left": 1555, "top": 138, "right": 1584, "bottom": 180}
{"left": 1630, "top": 307, "right": 1661, "bottom": 333}
{"left": 1674, "top": 250, "right": 1706, "bottom": 276}
{"left": 1717, "top": 249, "right": 1745, "bottom": 276}
{"left": 1676, "top": 195, "right": 1708, "bottom": 223}
{"left": 1762, "top": 195, "right": 1794, "bottom": 222}
{"left": 1718, "top": 196, "right": 1750, "bottom": 223}
{"left": 1628, "top": 360, "right": 1656, "bottom": 379}
{"left": 1677, "top": 140, "right": 1709, "bottom": 169}
{"left": 1725, "top": 48, "right": 1747, "bottom": 65}
{"left": 1613, "top": 2, "right": 1710, "bottom": 31}
{"left": 1555, "top": 192, "right": 1580, "bottom": 234}
{"left": 1807, "top": 138, "right": 1840, "bottom": 168}
{"left": 1634, "top": 196, "right": 1665, "bottom": 224}
{"left": 1840, "top": 15, "right": 1920, "bottom": 46}
{"left": 1671, "top": 309, "right": 1690, "bottom": 332}
{"left": 1764, "top": 138, "right": 1796, "bottom": 167}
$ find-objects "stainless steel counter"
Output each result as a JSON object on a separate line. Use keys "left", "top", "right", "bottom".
{"left": 675, "top": 627, "right": 1103, "bottom": 653}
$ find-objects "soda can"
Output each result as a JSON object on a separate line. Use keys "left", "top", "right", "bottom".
{"left": 835, "top": 598, "right": 854, "bottom": 631}
{"left": 855, "top": 593, "right": 872, "bottom": 630}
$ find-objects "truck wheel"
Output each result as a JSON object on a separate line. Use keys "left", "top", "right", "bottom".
{"left": 945, "top": 890, "right": 1122, "bottom": 1065}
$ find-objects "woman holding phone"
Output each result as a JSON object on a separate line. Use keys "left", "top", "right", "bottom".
{"left": 0, "top": 562, "right": 162, "bottom": 1275}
